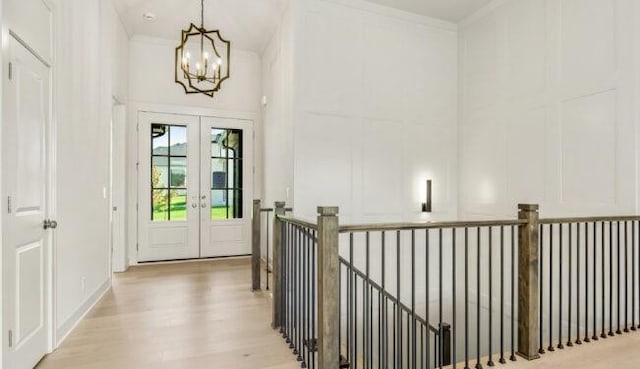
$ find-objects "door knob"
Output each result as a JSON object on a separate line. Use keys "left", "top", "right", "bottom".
{"left": 43, "top": 219, "right": 58, "bottom": 230}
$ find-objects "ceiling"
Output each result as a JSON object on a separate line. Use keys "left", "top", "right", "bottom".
{"left": 365, "top": 0, "right": 493, "bottom": 21}
{"left": 113, "top": 0, "right": 490, "bottom": 53}
{"left": 112, "top": 0, "right": 289, "bottom": 52}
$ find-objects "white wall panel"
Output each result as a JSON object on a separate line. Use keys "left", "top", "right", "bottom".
{"left": 294, "top": 113, "right": 355, "bottom": 219}
{"left": 463, "top": 17, "right": 498, "bottom": 111}
{"left": 460, "top": 110, "right": 503, "bottom": 210}
{"left": 300, "top": 9, "right": 363, "bottom": 115}
{"left": 292, "top": 0, "right": 458, "bottom": 223}
{"left": 506, "top": 107, "right": 546, "bottom": 204}
{"left": 560, "top": 0, "right": 616, "bottom": 97}
{"left": 505, "top": 0, "right": 545, "bottom": 97}
{"left": 460, "top": 0, "right": 636, "bottom": 218}
{"left": 362, "top": 119, "right": 404, "bottom": 215}
{"left": 561, "top": 90, "right": 617, "bottom": 205}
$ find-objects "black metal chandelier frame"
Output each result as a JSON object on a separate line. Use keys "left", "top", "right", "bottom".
{"left": 175, "top": 0, "right": 230, "bottom": 98}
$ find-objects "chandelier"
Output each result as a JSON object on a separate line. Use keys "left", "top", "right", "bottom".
{"left": 175, "top": 0, "right": 230, "bottom": 98}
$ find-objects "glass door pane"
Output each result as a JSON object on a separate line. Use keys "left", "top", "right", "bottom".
{"left": 210, "top": 128, "right": 243, "bottom": 219}
{"left": 150, "top": 124, "right": 188, "bottom": 221}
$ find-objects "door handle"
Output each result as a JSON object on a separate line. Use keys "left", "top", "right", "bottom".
{"left": 191, "top": 203, "right": 198, "bottom": 208}
{"left": 201, "top": 203, "right": 207, "bottom": 208}
{"left": 43, "top": 219, "right": 58, "bottom": 230}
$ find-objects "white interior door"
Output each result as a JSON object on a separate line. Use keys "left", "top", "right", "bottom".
{"left": 137, "top": 114, "right": 253, "bottom": 262}
{"left": 200, "top": 117, "right": 253, "bottom": 257}
{"left": 137, "top": 112, "right": 200, "bottom": 262}
{"left": 2, "top": 36, "right": 51, "bottom": 369}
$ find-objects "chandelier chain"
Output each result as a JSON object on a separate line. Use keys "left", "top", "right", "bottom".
{"left": 201, "top": 0, "right": 204, "bottom": 28}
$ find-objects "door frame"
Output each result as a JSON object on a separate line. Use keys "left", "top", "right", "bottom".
{"left": 1, "top": 2, "right": 58, "bottom": 365}
{"left": 110, "top": 100, "right": 127, "bottom": 273}
{"left": 127, "top": 102, "right": 258, "bottom": 266}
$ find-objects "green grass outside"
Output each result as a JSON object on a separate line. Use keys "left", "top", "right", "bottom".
{"left": 153, "top": 195, "right": 234, "bottom": 220}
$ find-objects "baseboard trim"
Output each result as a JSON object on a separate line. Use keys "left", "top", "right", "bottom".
{"left": 55, "top": 279, "right": 111, "bottom": 348}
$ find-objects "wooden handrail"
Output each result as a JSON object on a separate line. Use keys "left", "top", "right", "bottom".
{"left": 339, "top": 219, "right": 527, "bottom": 233}
{"left": 539, "top": 215, "right": 640, "bottom": 224}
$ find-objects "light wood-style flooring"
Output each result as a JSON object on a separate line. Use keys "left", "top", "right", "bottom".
{"left": 499, "top": 332, "right": 640, "bottom": 369}
{"left": 35, "top": 257, "right": 640, "bottom": 369}
{"left": 36, "top": 258, "right": 299, "bottom": 369}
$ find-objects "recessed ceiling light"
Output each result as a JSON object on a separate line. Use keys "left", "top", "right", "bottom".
{"left": 143, "top": 12, "right": 156, "bottom": 22}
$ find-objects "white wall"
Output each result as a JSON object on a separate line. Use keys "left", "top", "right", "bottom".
{"left": 262, "top": 5, "right": 294, "bottom": 209}
{"left": 290, "top": 0, "right": 459, "bottom": 225}
{"left": 259, "top": 0, "right": 460, "bottom": 320}
{"left": 126, "top": 36, "right": 262, "bottom": 265}
{"left": 458, "top": 0, "right": 638, "bottom": 219}
{"left": 53, "top": 0, "right": 129, "bottom": 342}
{"left": 128, "top": 36, "right": 261, "bottom": 112}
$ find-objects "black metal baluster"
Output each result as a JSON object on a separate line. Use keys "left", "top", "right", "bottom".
{"left": 296, "top": 226, "right": 302, "bottom": 359}
{"left": 266, "top": 212, "right": 270, "bottom": 290}
{"left": 617, "top": 221, "right": 622, "bottom": 335}
{"left": 289, "top": 224, "right": 295, "bottom": 347}
{"left": 540, "top": 224, "right": 546, "bottom": 351}
{"left": 625, "top": 221, "right": 630, "bottom": 333}
{"left": 601, "top": 222, "right": 606, "bottom": 339}
{"left": 382, "top": 231, "right": 386, "bottom": 369}
{"left": 285, "top": 223, "right": 291, "bottom": 343}
{"left": 592, "top": 222, "right": 598, "bottom": 341}
{"left": 439, "top": 228, "right": 443, "bottom": 369}
{"left": 453, "top": 228, "right": 457, "bottom": 369}
{"left": 510, "top": 226, "right": 517, "bottom": 361}
{"left": 633, "top": 222, "right": 637, "bottom": 332}
{"left": 558, "top": 224, "right": 564, "bottom": 349}
{"left": 499, "top": 226, "right": 505, "bottom": 363}
{"left": 426, "top": 229, "right": 431, "bottom": 369}
{"left": 363, "top": 277, "right": 367, "bottom": 369}
{"left": 488, "top": 226, "right": 495, "bottom": 366}
{"left": 609, "top": 222, "right": 614, "bottom": 337}
{"left": 299, "top": 226, "right": 304, "bottom": 361}
{"left": 548, "top": 224, "right": 554, "bottom": 352}
{"left": 576, "top": 223, "right": 582, "bottom": 345}
{"left": 584, "top": 222, "right": 590, "bottom": 343}
{"left": 406, "top": 312, "right": 410, "bottom": 369}
{"left": 464, "top": 227, "right": 470, "bottom": 369}
{"left": 349, "top": 233, "right": 354, "bottom": 366}
{"left": 303, "top": 227, "right": 308, "bottom": 368}
{"left": 567, "top": 223, "right": 573, "bottom": 347}
{"left": 356, "top": 239, "right": 360, "bottom": 369}
{"left": 412, "top": 230, "right": 417, "bottom": 369}
{"left": 289, "top": 224, "right": 294, "bottom": 349}
{"left": 397, "top": 230, "right": 401, "bottom": 369}
{"left": 312, "top": 230, "right": 317, "bottom": 369}
{"left": 365, "top": 232, "right": 370, "bottom": 369}
{"left": 476, "top": 227, "right": 483, "bottom": 369}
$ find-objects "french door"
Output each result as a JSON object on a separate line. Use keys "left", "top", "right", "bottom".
{"left": 137, "top": 112, "right": 253, "bottom": 262}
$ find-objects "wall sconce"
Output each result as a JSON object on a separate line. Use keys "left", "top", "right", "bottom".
{"left": 422, "top": 180, "right": 432, "bottom": 213}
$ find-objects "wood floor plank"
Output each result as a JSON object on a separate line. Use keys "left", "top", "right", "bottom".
{"left": 37, "top": 258, "right": 299, "bottom": 369}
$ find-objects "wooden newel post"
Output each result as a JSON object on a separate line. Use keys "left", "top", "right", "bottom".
{"left": 317, "top": 206, "right": 340, "bottom": 369}
{"left": 252, "top": 200, "right": 261, "bottom": 291}
{"left": 271, "top": 201, "right": 286, "bottom": 329}
{"left": 517, "top": 204, "right": 540, "bottom": 360}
